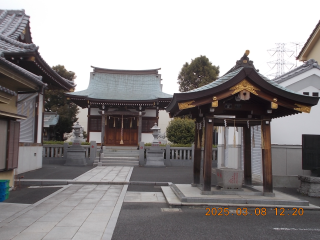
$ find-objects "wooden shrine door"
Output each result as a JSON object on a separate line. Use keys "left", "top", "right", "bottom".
{"left": 105, "top": 115, "right": 138, "bottom": 146}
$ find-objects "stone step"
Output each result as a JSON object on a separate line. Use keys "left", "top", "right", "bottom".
{"left": 94, "top": 159, "right": 139, "bottom": 163}
{"left": 95, "top": 157, "right": 138, "bottom": 161}
{"left": 102, "top": 156, "right": 139, "bottom": 159}
{"left": 103, "top": 146, "right": 138, "bottom": 151}
{"left": 93, "top": 159, "right": 139, "bottom": 166}
{"left": 102, "top": 152, "right": 139, "bottom": 156}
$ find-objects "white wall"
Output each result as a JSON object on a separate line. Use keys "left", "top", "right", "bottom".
{"left": 158, "top": 110, "right": 171, "bottom": 137}
{"left": 90, "top": 108, "right": 100, "bottom": 116}
{"left": 144, "top": 109, "right": 156, "bottom": 117}
{"left": 37, "top": 94, "right": 43, "bottom": 143}
{"left": 16, "top": 146, "right": 42, "bottom": 174}
{"left": 141, "top": 133, "right": 153, "bottom": 143}
{"left": 271, "top": 73, "right": 320, "bottom": 145}
{"left": 271, "top": 104, "right": 320, "bottom": 144}
{"left": 90, "top": 132, "right": 101, "bottom": 143}
{"left": 78, "top": 108, "right": 88, "bottom": 132}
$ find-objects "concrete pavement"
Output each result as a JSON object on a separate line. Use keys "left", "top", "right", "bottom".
{"left": 1, "top": 165, "right": 320, "bottom": 240}
{"left": 0, "top": 166, "right": 132, "bottom": 240}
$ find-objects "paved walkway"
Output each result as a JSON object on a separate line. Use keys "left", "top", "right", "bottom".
{"left": 0, "top": 166, "right": 133, "bottom": 240}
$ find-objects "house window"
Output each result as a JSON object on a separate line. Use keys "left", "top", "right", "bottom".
{"left": 312, "top": 92, "right": 319, "bottom": 97}
{"left": 89, "top": 117, "right": 101, "bottom": 132}
{"left": 303, "top": 92, "right": 309, "bottom": 96}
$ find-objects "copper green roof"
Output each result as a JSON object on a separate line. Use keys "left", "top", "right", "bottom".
{"left": 68, "top": 67, "right": 172, "bottom": 101}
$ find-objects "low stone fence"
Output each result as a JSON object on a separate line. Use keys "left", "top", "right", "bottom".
{"left": 42, "top": 141, "right": 97, "bottom": 164}
{"left": 139, "top": 143, "right": 217, "bottom": 167}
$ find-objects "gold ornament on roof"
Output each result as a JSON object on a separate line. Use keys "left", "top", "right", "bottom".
{"left": 294, "top": 104, "right": 311, "bottom": 113}
{"left": 178, "top": 100, "right": 196, "bottom": 110}
{"left": 271, "top": 98, "right": 278, "bottom": 109}
{"left": 212, "top": 96, "right": 218, "bottom": 107}
{"left": 230, "top": 79, "right": 260, "bottom": 95}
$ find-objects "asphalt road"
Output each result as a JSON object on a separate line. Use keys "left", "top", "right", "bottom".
{"left": 113, "top": 203, "right": 320, "bottom": 240}
{"left": 17, "top": 164, "right": 95, "bottom": 180}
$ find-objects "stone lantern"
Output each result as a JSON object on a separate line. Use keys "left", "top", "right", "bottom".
{"left": 151, "top": 123, "right": 161, "bottom": 146}
{"left": 145, "top": 123, "right": 165, "bottom": 167}
{"left": 65, "top": 122, "right": 87, "bottom": 166}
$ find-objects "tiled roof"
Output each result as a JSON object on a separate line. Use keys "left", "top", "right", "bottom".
{"left": 0, "top": 84, "right": 17, "bottom": 96}
{"left": 273, "top": 59, "right": 320, "bottom": 84}
{"left": 0, "top": 56, "right": 44, "bottom": 86}
{"left": 0, "top": 10, "right": 30, "bottom": 40}
{"left": 0, "top": 9, "right": 75, "bottom": 89}
{"left": 68, "top": 70, "right": 172, "bottom": 101}
{"left": 297, "top": 20, "right": 320, "bottom": 60}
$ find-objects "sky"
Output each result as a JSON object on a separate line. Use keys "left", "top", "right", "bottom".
{"left": 2, "top": 0, "right": 320, "bottom": 95}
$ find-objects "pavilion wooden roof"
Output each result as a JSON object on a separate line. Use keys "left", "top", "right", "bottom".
{"left": 166, "top": 51, "right": 319, "bottom": 126}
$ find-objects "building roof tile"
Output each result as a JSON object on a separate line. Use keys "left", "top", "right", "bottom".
{"left": 273, "top": 59, "right": 320, "bottom": 84}
{"left": 0, "top": 9, "right": 75, "bottom": 90}
{"left": 68, "top": 69, "right": 172, "bottom": 101}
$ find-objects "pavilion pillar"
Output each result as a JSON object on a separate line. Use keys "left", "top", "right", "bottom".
{"left": 192, "top": 119, "right": 202, "bottom": 186}
{"left": 138, "top": 113, "right": 142, "bottom": 144}
{"left": 243, "top": 126, "right": 252, "bottom": 185}
{"left": 101, "top": 112, "right": 105, "bottom": 145}
{"left": 203, "top": 116, "right": 213, "bottom": 192}
{"left": 261, "top": 119, "right": 273, "bottom": 194}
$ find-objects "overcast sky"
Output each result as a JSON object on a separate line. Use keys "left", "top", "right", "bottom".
{"left": 2, "top": 0, "right": 320, "bottom": 95}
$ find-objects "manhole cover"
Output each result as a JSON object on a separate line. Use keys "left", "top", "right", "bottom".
{"left": 161, "top": 208, "right": 182, "bottom": 212}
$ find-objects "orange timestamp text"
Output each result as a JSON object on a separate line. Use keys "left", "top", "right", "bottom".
{"left": 205, "top": 207, "right": 304, "bottom": 216}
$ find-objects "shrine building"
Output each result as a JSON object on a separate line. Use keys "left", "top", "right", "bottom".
{"left": 66, "top": 67, "right": 172, "bottom": 146}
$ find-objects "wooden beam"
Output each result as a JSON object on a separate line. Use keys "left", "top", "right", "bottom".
{"left": 261, "top": 119, "right": 273, "bottom": 193}
{"left": 203, "top": 116, "right": 213, "bottom": 192}
{"left": 193, "top": 119, "right": 202, "bottom": 186}
{"left": 243, "top": 126, "right": 252, "bottom": 185}
{"left": 101, "top": 113, "right": 105, "bottom": 146}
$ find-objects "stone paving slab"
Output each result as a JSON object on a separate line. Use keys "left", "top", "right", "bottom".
{"left": 161, "top": 184, "right": 320, "bottom": 209}
{"left": 73, "top": 166, "right": 133, "bottom": 183}
{"left": 124, "top": 192, "right": 166, "bottom": 203}
{"left": 0, "top": 166, "right": 133, "bottom": 240}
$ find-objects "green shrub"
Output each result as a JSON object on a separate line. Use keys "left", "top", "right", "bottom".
{"left": 166, "top": 117, "right": 195, "bottom": 144}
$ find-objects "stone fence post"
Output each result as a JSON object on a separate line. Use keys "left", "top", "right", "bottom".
{"left": 63, "top": 143, "right": 69, "bottom": 159}
{"left": 191, "top": 143, "right": 195, "bottom": 162}
{"left": 90, "top": 141, "right": 97, "bottom": 161}
{"left": 166, "top": 145, "right": 170, "bottom": 160}
{"left": 139, "top": 142, "right": 145, "bottom": 166}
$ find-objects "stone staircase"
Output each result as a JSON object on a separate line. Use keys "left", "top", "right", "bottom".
{"left": 93, "top": 146, "right": 140, "bottom": 166}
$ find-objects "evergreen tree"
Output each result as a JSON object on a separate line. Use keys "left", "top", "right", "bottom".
{"left": 44, "top": 65, "right": 79, "bottom": 141}
{"left": 178, "top": 55, "right": 219, "bottom": 92}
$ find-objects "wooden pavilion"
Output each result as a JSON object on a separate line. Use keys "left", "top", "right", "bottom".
{"left": 166, "top": 51, "right": 319, "bottom": 194}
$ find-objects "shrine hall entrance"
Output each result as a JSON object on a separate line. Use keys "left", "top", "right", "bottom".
{"left": 105, "top": 115, "right": 138, "bottom": 146}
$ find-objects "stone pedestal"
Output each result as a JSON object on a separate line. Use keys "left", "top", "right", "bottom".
{"left": 65, "top": 122, "right": 87, "bottom": 166}
{"left": 145, "top": 148, "right": 165, "bottom": 167}
{"left": 65, "top": 148, "right": 87, "bottom": 166}
{"left": 297, "top": 175, "right": 320, "bottom": 197}
{"left": 145, "top": 123, "right": 165, "bottom": 167}
{"left": 216, "top": 168, "right": 244, "bottom": 190}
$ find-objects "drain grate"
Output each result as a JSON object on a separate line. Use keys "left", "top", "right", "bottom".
{"left": 161, "top": 208, "right": 182, "bottom": 212}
